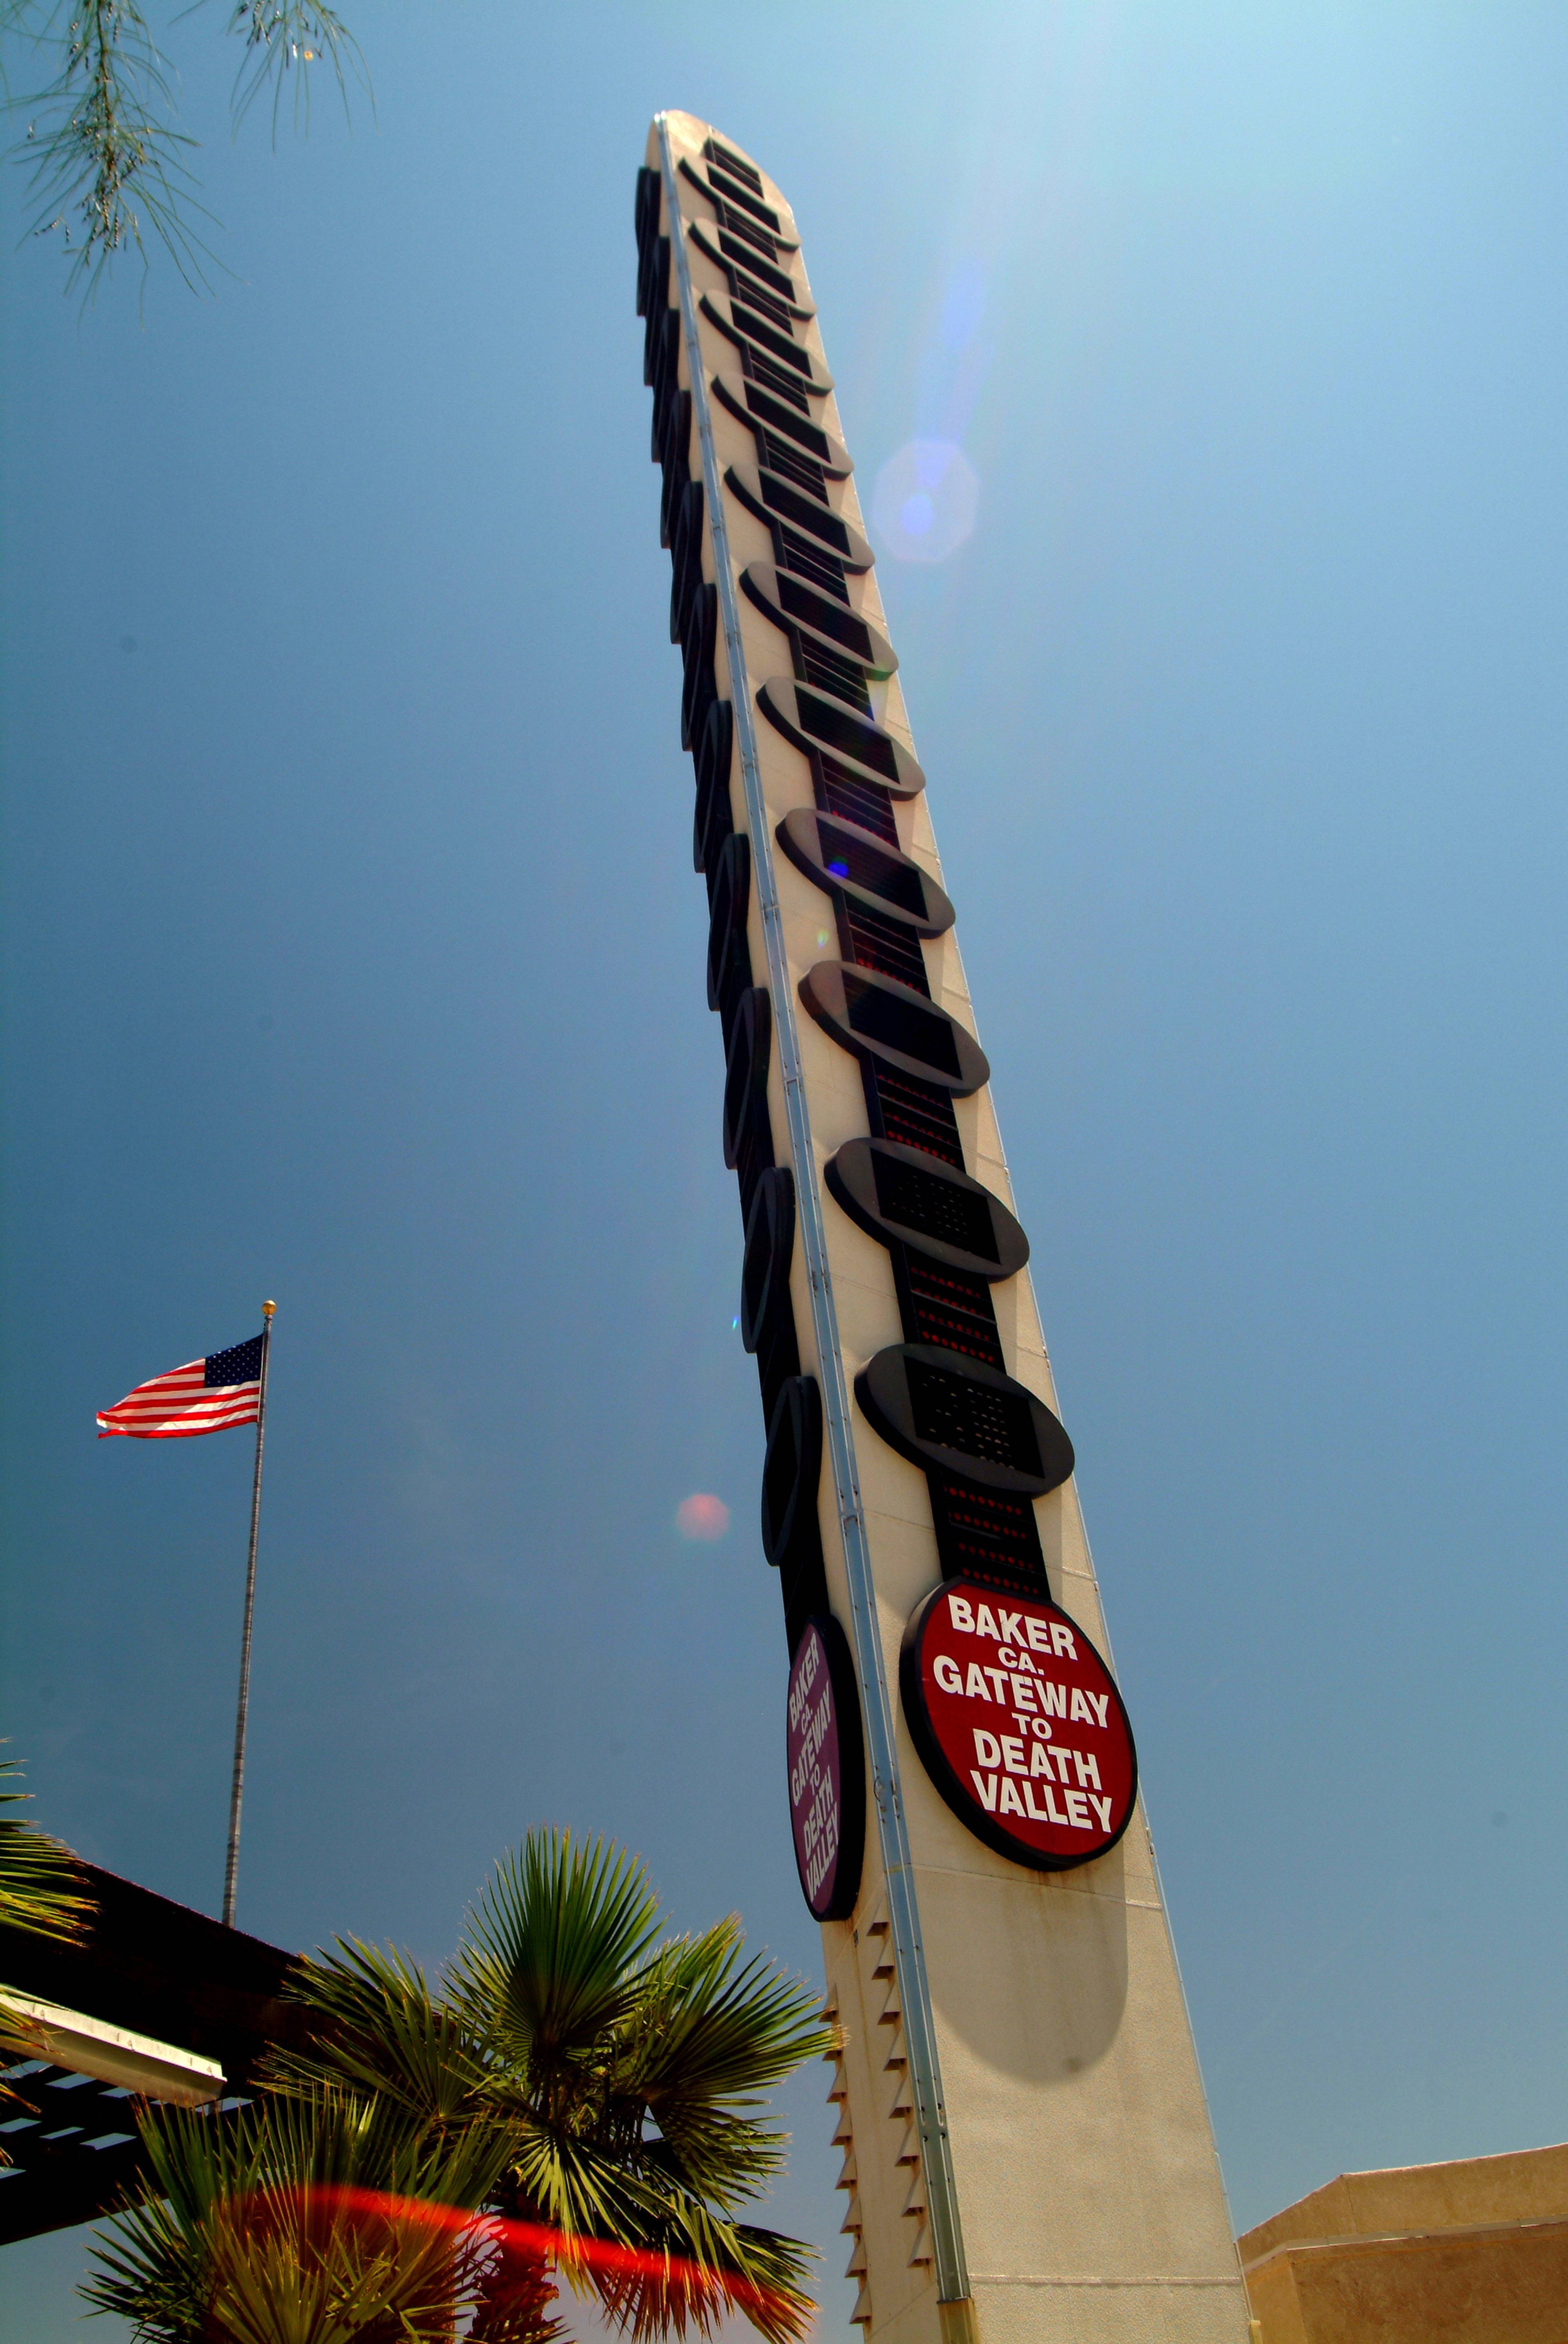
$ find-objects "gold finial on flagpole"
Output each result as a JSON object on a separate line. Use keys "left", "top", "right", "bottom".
{"left": 262, "top": 1300, "right": 276, "bottom": 1319}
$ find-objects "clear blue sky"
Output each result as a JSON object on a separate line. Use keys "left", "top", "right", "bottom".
{"left": 5, "top": 5, "right": 1568, "bottom": 2335}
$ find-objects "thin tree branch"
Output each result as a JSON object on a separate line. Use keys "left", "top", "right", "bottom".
{"left": 1, "top": 0, "right": 368, "bottom": 299}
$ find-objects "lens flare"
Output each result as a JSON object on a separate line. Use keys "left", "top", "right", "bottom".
{"left": 872, "top": 439, "right": 979, "bottom": 564}
{"left": 221, "top": 2185, "right": 804, "bottom": 2339}
{"left": 677, "top": 1492, "right": 730, "bottom": 1541}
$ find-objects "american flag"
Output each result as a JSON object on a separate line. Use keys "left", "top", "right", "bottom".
{"left": 97, "top": 1336, "right": 265, "bottom": 1440}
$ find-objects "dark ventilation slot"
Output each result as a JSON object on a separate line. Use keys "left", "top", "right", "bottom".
{"left": 727, "top": 273, "right": 796, "bottom": 330}
{"left": 694, "top": 700, "right": 735, "bottom": 890}
{"left": 639, "top": 236, "right": 671, "bottom": 346}
{"left": 706, "top": 168, "right": 782, "bottom": 231}
{"left": 704, "top": 139, "right": 764, "bottom": 193}
{"left": 873, "top": 1152, "right": 998, "bottom": 1262}
{"left": 907, "top": 1359, "right": 1042, "bottom": 1478}
{"left": 743, "top": 1169, "right": 801, "bottom": 1427}
{"left": 759, "top": 474, "right": 850, "bottom": 550}
{"left": 797, "top": 688, "right": 898, "bottom": 778}
{"left": 823, "top": 832, "right": 926, "bottom": 914}
{"left": 731, "top": 302, "right": 810, "bottom": 373}
{"left": 819, "top": 761, "right": 898, "bottom": 843}
{"left": 900, "top": 1259, "right": 1004, "bottom": 1370}
{"left": 762, "top": 1376, "right": 822, "bottom": 1569}
{"left": 650, "top": 313, "right": 682, "bottom": 449}
{"left": 713, "top": 201, "right": 786, "bottom": 263}
{"left": 778, "top": 530, "right": 849, "bottom": 599}
{"left": 743, "top": 351, "right": 813, "bottom": 413}
{"left": 738, "top": 385, "right": 835, "bottom": 459}
{"left": 715, "top": 232, "right": 798, "bottom": 300}
{"left": 741, "top": 1166, "right": 793, "bottom": 1347}
{"left": 724, "top": 988, "right": 772, "bottom": 1174}
{"left": 760, "top": 434, "right": 828, "bottom": 500}
{"left": 867, "top": 1064, "right": 965, "bottom": 1168}
{"left": 635, "top": 166, "right": 661, "bottom": 292}
{"left": 733, "top": 1106, "right": 775, "bottom": 1222}
{"left": 844, "top": 976, "right": 960, "bottom": 1075}
{"left": 707, "top": 832, "right": 752, "bottom": 1040}
{"left": 755, "top": 1306, "right": 800, "bottom": 1425}
{"left": 680, "top": 582, "right": 717, "bottom": 752}
{"left": 775, "top": 578, "right": 873, "bottom": 660}
{"left": 843, "top": 901, "right": 929, "bottom": 991}
{"left": 800, "top": 642, "right": 871, "bottom": 711}
{"left": 658, "top": 390, "right": 692, "bottom": 547}
{"left": 927, "top": 1475, "right": 1047, "bottom": 1595}
{"left": 652, "top": 355, "right": 682, "bottom": 477}
{"left": 722, "top": 983, "right": 774, "bottom": 1217}
{"left": 711, "top": 932, "right": 752, "bottom": 1047}
{"left": 669, "top": 477, "right": 705, "bottom": 644}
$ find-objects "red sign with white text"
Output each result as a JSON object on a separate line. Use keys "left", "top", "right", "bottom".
{"left": 900, "top": 1579, "right": 1137, "bottom": 1870}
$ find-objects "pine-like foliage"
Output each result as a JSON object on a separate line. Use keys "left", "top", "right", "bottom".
{"left": 1, "top": 1, "right": 368, "bottom": 295}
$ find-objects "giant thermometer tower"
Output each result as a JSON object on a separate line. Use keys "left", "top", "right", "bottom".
{"left": 635, "top": 114, "right": 1250, "bottom": 2344}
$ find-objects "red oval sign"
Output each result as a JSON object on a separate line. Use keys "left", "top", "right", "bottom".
{"left": 787, "top": 1615, "right": 864, "bottom": 1920}
{"left": 900, "top": 1578, "right": 1137, "bottom": 1870}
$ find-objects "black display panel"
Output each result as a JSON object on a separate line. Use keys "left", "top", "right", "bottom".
{"left": 778, "top": 810, "right": 953, "bottom": 936}
{"left": 800, "top": 963, "right": 989, "bottom": 1094}
{"left": 758, "top": 677, "right": 925, "bottom": 796}
{"left": 826, "top": 1139, "right": 1029, "bottom": 1280}
{"left": 855, "top": 1345, "right": 1075, "bottom": 1498}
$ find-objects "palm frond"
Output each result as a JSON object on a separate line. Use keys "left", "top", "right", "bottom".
{"left": 635, "top": 2106, "right": 787, "bottom": 2214}
{"left": 576, "top": 2199, "right": 819, "bottom": 2344}
{"left": 0, "top": 1754, "right": 92, "bottom": 1942}
{"left": 264, "top": 1936, "right": 492, "bottom": 2130}
{"left": 87, "top": 1830, "right": 832, "bottom": 2344}
{"left": 633, "top": 1921, "right": 842, "bottom": 2102}
{"left": 609, "top": 1922, "right": 840, "bottom": 2211}
{"left": 499, "top": 2124, "right": 675, "bottom": 2248}
{"left": 86, "top": 2087, "right": 515, "bottom": 2343}
{"left": 450, "top": 1831, "right": 664, "bottom": 2078}
{"left": 0, "top": 1754, "right": 95, "bottom": 2157}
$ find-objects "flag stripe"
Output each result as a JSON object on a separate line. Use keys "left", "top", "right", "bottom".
{"left": 97, "top": 1351, "right": 263, "bottom": 1440}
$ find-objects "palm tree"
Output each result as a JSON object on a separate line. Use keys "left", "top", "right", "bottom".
{"left": 0, "top": 1751, "right": 90, "bottom": 1940}
{"left": 86, "top": 1829, "right": 840, "bottom": 2344}
{"left": 86, "top": 2085, "right": 529, "bottom": 2344}
{"left": 0, "top": 1751, "right": 93, "bottom": 2152}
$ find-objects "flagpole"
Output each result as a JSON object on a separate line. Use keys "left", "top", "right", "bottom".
{"left": 223, "top": 1300, "right": 274, "bottom": 1929}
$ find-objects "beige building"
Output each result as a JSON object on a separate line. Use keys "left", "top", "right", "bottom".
{"left": 1240, "top": 2143, "right": 1568, "bottom": 2344}
{"left": 635, "top": 114, "right": 1252, "bottom": 2343}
